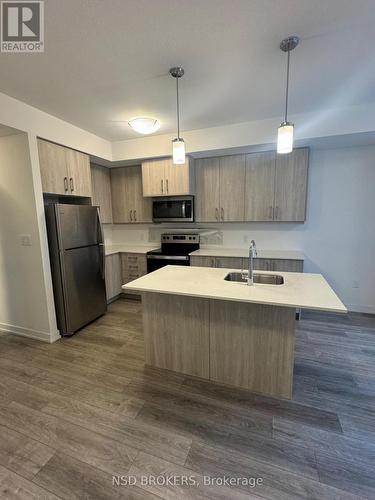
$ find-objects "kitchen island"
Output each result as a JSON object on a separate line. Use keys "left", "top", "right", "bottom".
{"left": 123, "top": 265, "right": 346, "bottom": 399}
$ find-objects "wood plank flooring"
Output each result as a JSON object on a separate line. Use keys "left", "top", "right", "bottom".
{"left": 0, "top": 298, "right": 374, "bottom": 499}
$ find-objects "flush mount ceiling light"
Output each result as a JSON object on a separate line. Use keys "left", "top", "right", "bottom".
{"left": 277, "top": 36, "right": 299, "bottom": 154}
{"left": 128, "top": 117, "right": 160, "bottom": 135}
{"left": 170, "top": 66, "right": 186, "bottom": 165}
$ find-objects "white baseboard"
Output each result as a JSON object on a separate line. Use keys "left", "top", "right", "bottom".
{"left": 0, "top": 322, "right": 61, "bottom": 343}
{"left": 346, "top": 304, "right": 375, "bottom": 315}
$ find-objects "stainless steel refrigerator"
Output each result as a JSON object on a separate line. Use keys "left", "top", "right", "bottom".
{"left": 45, "top": 203, "right": 107, "bottom": 336}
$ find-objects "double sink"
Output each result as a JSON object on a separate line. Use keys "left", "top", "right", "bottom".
{"left": 224, "top": 272, "right": 284, "bottom": 285}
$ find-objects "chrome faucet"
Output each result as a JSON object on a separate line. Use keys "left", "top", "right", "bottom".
{"left": 248, "top": 240, "right": 257, "bottom": 285}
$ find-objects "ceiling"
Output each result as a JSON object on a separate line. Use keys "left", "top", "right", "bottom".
{"left": 1, "top": 0, "right": 374, "bottom": 141}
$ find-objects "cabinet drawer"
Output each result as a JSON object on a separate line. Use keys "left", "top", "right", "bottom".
{"left": 121, "top": 253, "right": 147, "bottom": 281}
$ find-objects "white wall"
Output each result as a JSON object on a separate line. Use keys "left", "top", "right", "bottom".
{"left": 112, "top": 101, "right": 375, "bottom": 161}
{"left": 0, "top": 134, "right": 59, "bottom": 341}
{"left": 0, "top": 92, "right": 111, "bottom": 160}
{"left": 108, "top": 144, "right": 375, "bottom": 314}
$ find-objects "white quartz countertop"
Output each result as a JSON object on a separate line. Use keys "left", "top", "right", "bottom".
{"left": 105, "top": 244, "right": 158, "bottom": 256}
{"left": 190, "top": 248, "right": 305, "bottom": 260}
{"left": 123, "top": 265, "right": 347, "bottom": 313}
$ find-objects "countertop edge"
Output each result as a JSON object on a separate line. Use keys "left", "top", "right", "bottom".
{"left": 122, "top": 283, "right": 347, "bottom": 314}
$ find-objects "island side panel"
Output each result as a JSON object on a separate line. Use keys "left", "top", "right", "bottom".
{"left": 142, "top": 292, "right": 210, "bottom": 378}
{"left": 209, "top": 300, "right": 296, "bottom": 399}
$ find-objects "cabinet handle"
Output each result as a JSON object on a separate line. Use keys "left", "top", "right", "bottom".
{"left": 215, "top": 208, "right": 219, "bottom": 221}
{"left": 130, "top": 210, "right": 133, "bottom": 222}
{"left": 269, "top": 206, "right": 273, "bottom": 219}
{"left": 211, "top": 258, "right": 215, "bottom": 267}
{"left": 166, "top": 179, "right": 169, "bottom": 193}
{"left": 221, "top": 207, "right": 224, "bottom": 220}
{"left": 69, "top": 177, "right": 74, "bottom": 192}
{"left": 63, "top": 177, "right": 68, "bottom": 192}
{"left": 134, "top": 210, "right": 137, "bottom": 222}
{"left": 275, "top": 206, "right": 280, "bottom": 220}
{"left": 161, "top": 179, "right": 163, "bottom": 193}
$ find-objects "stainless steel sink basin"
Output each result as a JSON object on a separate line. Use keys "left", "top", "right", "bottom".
{"left": 224, "top": 272, "right": 284, "bottom": 285}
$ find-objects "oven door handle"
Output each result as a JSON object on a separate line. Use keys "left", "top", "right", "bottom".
{"left": 147, "top": 255, "right": 189, "bottom": 261}
{"left": 181, "top": 201, "right": 186, "bottom": 219}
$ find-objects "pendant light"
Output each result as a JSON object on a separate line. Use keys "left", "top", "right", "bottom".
{"left": 169, "top": 66, "right": 186, "bottom": 164}
{"left": 277, "top": 36, "right": 299, "bottom": 154}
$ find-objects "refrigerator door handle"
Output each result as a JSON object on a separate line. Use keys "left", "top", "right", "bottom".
{"left": 99, "top": 243, "right": 105, "bottom": 280}
{"left": 96, "top": 207, "right": 106, "bottom": 279}
{"left": 96, "top": 208, "right": 104, "bottom": 245}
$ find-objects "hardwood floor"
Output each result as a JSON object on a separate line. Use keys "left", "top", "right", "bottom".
{"left": 0, "top": 298, "right": 374, "bottom": 499}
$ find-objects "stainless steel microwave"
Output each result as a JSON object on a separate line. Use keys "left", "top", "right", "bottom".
{"left": 152, "top": 196, "right": 194, "bottom": 223}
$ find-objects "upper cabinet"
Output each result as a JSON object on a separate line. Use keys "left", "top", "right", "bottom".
{"left": 274, "top": 148, "right": 309, "bottom": 222}
{"left": 91, "top": 164, "right": 113, "bottom": 223}
{"left": 37, "top": 139, "right": 92, "bottom": 197}
{"left": 111, "top": 165, "right": 152, "bottom": 223}
{"left": 244, "top": 152, "right": 276, "bottom": 221}
{"left": 142, "top": 157, "right": 194, "bottom": 197}
{"left": 195, "top": 155, "right": 245, "bottom": 222}
{"left": 195, "top": 158, "right": 220, "bottom": 222}
{"left": 196, "top": 148, "right": 309, "bottom": 223}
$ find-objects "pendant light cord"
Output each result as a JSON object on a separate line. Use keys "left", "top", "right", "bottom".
{"left": 176, "top": 76, "right": 180, "bottom": 139}
{"left": 284, "top": 49, "right": 290, "bottom": 123}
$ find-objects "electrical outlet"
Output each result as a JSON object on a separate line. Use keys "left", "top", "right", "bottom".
{"left": 352, "top": 280, "right": 360, "bottom": 289}
{"left": 243, "top": 235, "right": 249, "bottom": 244}
{"left": 20, "top": 234, "right": 32, "bottom": 246}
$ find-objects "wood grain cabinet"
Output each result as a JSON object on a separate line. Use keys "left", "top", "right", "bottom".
{"left": 190, "top": 256, "right": 217, "bottom": 267}
{"left": 191, "top": 255, "right": 244, "bottom": 269}
{"left": 121, "top": 253, "right": 147, "bottom": 284}
{"left": 195, "top": 155, "right": 245, "bottom": 222}
{"left": 142, "top": 157, "right": 194, "bottom": 197}
{"left": 249, "top": 258, "right": 304, "bottom": 272}
{"left": 191, "top": 255, "right": 303, "bottom": 273}
{"left": 195, "top": 148, "right": 309, "bottom": 223}
{"left": 91, "top": 164, "right": 113, "bottom": 223}
{"left": 274, "top": 148, "right": 309, "bottom": 222}
{"left": 244, "top": 152, "right": 276, "bottom": 221}
{"left": 105, "top": 253, "right": 122, "bottom": 301}
{"left": 111, "top": 166, "right": 152, "bottom": 223}
{"left": 37, "top": 139, "right": 92, "bottom": 197}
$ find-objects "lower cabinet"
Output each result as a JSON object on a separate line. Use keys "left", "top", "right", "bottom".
{"left": 105, "top": 254, "right": 122, "bottom": 301}
{"left": 191, "top": 255, "right": 304, "bottom": 273}
{"left": 105, "top": 252, "right": 147, "bottom": 302}
{"left": 121, "top": 253, "right": 147, "bottom": 284}
{"left": 250, "top": 258, "right": 304, "bottom": 272}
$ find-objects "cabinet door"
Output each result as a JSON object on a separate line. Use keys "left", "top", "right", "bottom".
{"left": 219, "top": 155, "right": 246, "bottom": 222}
{"left": 164, "top": 158, "right": 192, "bottom": 195}
{"left": 110, "top": 167, "right": 133, "bottom": 223}
{"left": 269, "top": 259, "right": 304, "bottom": 272}
{"left": 247, "top": 258, "right": 272, "bottom": 271}
{"left": 195, "top": 158, "right": 221, "bottom": 222}
{"left": 142, "top": 160, "right": 166, "bottom": 197}
{"left": 244, "top": 152, "right": 276, "bottom": 221}
{"left": 215, "top": 257, "right": 243, "bottom": 269}
{"left": 66, "top": 149, "right": 92, "bottom": 197}
{"left": 274, "top": 148, "right": 309, "bottom": 222}
{"left": 37, "top": 139, "right": 68, "bottom": 195}
{"left": 131, "top": 166, "right": 152, "bottom": 223}
{"left": 105, "top": 254, "right": 122, "bottom": 301}
{"left": 91, "top": 164, "right": 113, "bottom": 223}
{"left": 190, "top": 256, "right": 216, "bottom": 267}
